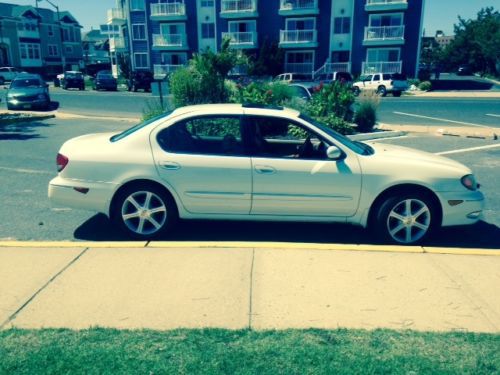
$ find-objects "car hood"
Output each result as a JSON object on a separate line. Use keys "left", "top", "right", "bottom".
{"left": 8, "top": 87, "right": 45, "bottom": 96}
{"left": 368, "top": 142, "right": 470, "bottom": 172}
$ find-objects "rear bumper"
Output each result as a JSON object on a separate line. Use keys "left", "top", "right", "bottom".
{"left": 48, "top": 176, "right": 118, "bottom": 216}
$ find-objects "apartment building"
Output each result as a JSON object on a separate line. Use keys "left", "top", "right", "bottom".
{"left": 0, "top": 2, "right": 83, "bottom": 76}
{"left": 106, "top": 0, "right": 424, "bottom": 79}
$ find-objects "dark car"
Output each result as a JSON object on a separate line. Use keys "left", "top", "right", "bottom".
{"left": 128, "top": 70, "right": 153, "bottom": 92}
{"left": 457, "top": 65, "right": 473, "bottom": 76}
{"left": 315, "top": 71, "right": 353, "bottom": 85}
{"left": 6, "top": 73, "right": 50, "bottom": 110}
{"left": 61, "top": 71, "right": 85, "bottom": 90}
{"left": 93, "top": 71, "right": 118, "bottom": 91}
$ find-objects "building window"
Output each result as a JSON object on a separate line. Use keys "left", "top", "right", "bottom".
{"left": 132, "top": 24, "right": 146, "bottom": 40}
{"left": 201, "top": 0, "right": 214, "bottom": 6}
{"left": 201, "top": 23, "right": 215, "bottom": 39}
{"left": 65, "top": 45, "right": 73, "bottom": 54}
{"left": 130, "top": 0, "right": 145, "bottom": 10}
{"left": 161, "top": 52, "right": 187, "bottom": 65}
{"left": 367, "top": 48, "right": 400, "bottom": 62}
{"left": 286, "top": 18, "right": 315, "bottom": 30}
{"left": 369, "top": 13, "right": 403, "bottom": 27}
{"left": 48, "top": 44, "right": 59, "bottom": 56}
{"left": 134, "top": 53, "right": 148, "bottom": 68}
{"left": 48, "top": 25, "right": 54, "bottom": 36}
{"left": 334, "top": 17, "right": 350, "bottom": 34}
{"left": 20, "top": 43, "right": 41, "bottom": 60}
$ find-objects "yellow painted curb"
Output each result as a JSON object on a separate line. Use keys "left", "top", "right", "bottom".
{"left": 423, "top": 247, "right": 500, "bottom": 256}
{"left": 0, "top": 241, "right": 498, "bottom": 255}
{"left": 0, "top": 241, "right": 147, "bottom": 248}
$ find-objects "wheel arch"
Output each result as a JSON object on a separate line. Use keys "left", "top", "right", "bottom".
{"left": 367, "top": 183, "right": 443, "bottom": 228}
{"left": 108, "top": 178, "right": 179, "bottom": 219}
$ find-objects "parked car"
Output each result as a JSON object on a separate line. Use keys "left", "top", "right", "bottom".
{"left": 315, "top": 72, "right": 353, "bottom": 85}
{"left": 273, "top": 73, "right": 311, "bottom": 84}
{"left": 6, "top": 73, "right": 50, "bottom": 110}
{"left": 288, "top": 83, "right": 312, "bottom": 101}
{"left": 352, "top": 73, "right": 408, "bottom": 97}
{"left": 49, "top": 104, "right": 484, "bottom": 244}
{"left": 61, "top": 71, "right": 85, "bottom": 90}
{"left": 457, "top": 65, "right": 473, "bottom": 76}
{"left": 93, "top": 71, "right": 118, "bottom": 91}
{"left": 0, "top": 67, "right": 23, "bottom": 85}
{"left": 128, "top": 70, "right": 153, "bottom": 92}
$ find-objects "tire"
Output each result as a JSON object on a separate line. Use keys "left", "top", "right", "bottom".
{"left": 393, "top": 91, "right": 402, "bottom": 97}
{"left": 373, "top": 192, "right": 438, "bottom": 245}
{"left": 377, "top": 86, "right": 387, "bottom": 97}
{"left": 112, "top": 184, "right": 177, "bottom": 240}
{"left": 353, "top": 87, "right": 360, "bottom": 96}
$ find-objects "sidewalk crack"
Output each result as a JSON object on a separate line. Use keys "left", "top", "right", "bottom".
{"left": 0, "top": 247, "right": 90, "bottom": 329}
{"left": 248, "top": 248, "right": 256, "bottom": 330}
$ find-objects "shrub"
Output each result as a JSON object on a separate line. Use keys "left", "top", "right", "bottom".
{"left": 407, "top": 78, "right": 420, "bottom": 87}
{"left": 306, "top": 81, "right": 355, "bottom": 121}
{"left": 231, "top": 81, "right": 294, "bottom": 106}
{"left": 318, "top": 114, "right": 356, "bottom": 135}
{"left": 418, "top": 81, "right": 432, "bottom": 91}
{"left": 354, "top": 92, "right": 380, "bottom": 133}
{"left": 141, "top": 98, "right": 172, "bottom": 121}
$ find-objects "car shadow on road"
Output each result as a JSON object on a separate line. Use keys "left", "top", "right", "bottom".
{"left": 0, "top": 120, "right": 48, "bottom": 141}
{"left": 430, "top": 79, "right": 494, "bottom": 91}
{"left": 74, "top": 214, "right": 500, "bottom": 249}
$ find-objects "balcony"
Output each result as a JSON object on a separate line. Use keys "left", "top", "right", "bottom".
{"left": 279, "top": 0, "right": 319, "bottom": 16}
{"left": 365, "top": 0, "right": 408, "bottom": 12}
{"left": 363, "top": 26, "right": 405, "bottom": 45}
{"left": 107, "top": 8, "right": 126, "bottom": 24}
{"left": 152, "top": 34, "right": 188, "bottom": 50}
{"left": 109, "top": 37, "right": 126, "bottom": 52}
{"left": 153, "top": 64, "right": 183, "bottom": 79}
{"left": 221, "top": 31, "right": 257, "bottom": 49}
{"left": 279, "top": 29, "right": 317, "bottom": 48}
{"left": 220, "top": 0, "right": 258, "bottom": 18}
{"left": 362, "top": 61, "right": 402, "bottom": 74}
{"left": 150, "top": 2, "right": 187, "bottom": 21}
{"left": 284, "top": 62, "right": 314, "bottom": 76}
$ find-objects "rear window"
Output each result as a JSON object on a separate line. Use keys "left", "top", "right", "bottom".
{"left": 389, "top": 73, "right": 407, "bottom": 80}
{"left": 65, "top": 72, "right": 82, "bottom": 78}
{"left": 110, "top": 111, "right": 173, "bottom": 142}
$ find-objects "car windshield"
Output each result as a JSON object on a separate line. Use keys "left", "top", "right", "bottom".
{"left": 98, "top": 74, "right": 113, "bottom": 79}
{"left": 66, "top": 72, "right": 82, "bottom": 78}
{"left": 110, "top": 111, "right": 174, "bottom": 142}
{"left": 358, "top": 75, "right": 371, "bottom": 81}
{"left": 299, "top": 114, "right": 374, "bottom": 156}
{"left": 11, "top": 79, "right": 43, "bottom": 88}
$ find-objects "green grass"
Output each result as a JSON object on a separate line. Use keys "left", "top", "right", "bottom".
{"left": 1, "top": 328, "right": 499, "bottom": 374}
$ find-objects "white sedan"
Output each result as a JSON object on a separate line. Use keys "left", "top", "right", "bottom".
{"left": 49, "top": 104, "right": 484, "bottom": 244}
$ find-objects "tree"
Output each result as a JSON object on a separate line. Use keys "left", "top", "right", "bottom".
{"left": 117, "top": 52, "right": 132, "bottom": 80}
{"left": 248, "top": 37, "right": 284, "bottom": 77}
{"left": 442, "top": 7, "right": 500, "bottom": 75}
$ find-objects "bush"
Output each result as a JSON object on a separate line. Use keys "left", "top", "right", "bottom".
{"left": 418, "top": 81, "right": 432, "bottom": 91}
{"left": 141, "top": 98, "right": 172, "bottom": 121}
{"left": 306, "top": 82, "right": 355, "bottom": 121}
{"left": 231, "top": 81, "right": 294, "bottom": 106}
{"left": 407, "top": 79, "right": 420, "bottom": 87}
{"left": 354, "top": 92, "right": 380, "bottom": 133}
{"left": 318, "top": 114, "right": 355, "bottom": 135}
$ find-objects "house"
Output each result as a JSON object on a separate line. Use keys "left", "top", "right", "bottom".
{"left": 105, "top": 0, "right": 424, "bottom": 78}
{"left": 0, "top": 2, "right": 83, "bottom": 76}
{"left": 82, "top": 29, "right": 111, "bottom": 75}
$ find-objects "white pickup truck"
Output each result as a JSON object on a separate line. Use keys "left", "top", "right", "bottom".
{"left": 352, "top": 73, "right": 408, "bottom": 97}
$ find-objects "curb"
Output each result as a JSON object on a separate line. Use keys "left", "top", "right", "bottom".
{"left": 378, "top": 123, "right": 498, "bottom": 140}
{"left": 1, "top": 241, "right": 499, "bottom": 256}
{"left": 350, "top": 130, "right": 407, "bottom": 141}
{"left": 55, "top": 111, "right": 139, "bottom": 122}
{"left": 0, "top": 113, "right": 55, "bottom": 125}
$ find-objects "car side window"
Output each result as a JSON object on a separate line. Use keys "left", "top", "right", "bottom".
{"left": 373, "top": 74, "right": 380, "bottom": 81}
{"left": 157, "top": 116, "right": 244, "bottom": 156}
{"left": 246, "top": 116, "right": 330, "bottom": 160}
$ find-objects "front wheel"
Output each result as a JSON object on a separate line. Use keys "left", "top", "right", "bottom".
{"left": 112, "top": 185, "right": 177, "bottom": 240}
{"left": 377, "top": 86, "right": 387, "bottom": 97}
{"left": 374, "top": 193, "right": 438, "bottom": 245}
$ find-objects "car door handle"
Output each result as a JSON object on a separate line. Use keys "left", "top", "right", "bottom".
{"left": 159, "top": 162, "right": 181, "bottom": 170}
{"left": 254, "top": 165, "right": 276, "bottom": 174}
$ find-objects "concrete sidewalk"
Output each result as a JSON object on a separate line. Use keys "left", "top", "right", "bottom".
{"left": 1, "top": 242, "right": 499, "bottom": 333}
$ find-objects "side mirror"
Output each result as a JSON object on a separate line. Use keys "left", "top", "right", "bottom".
{"left": 326, "top": 145, "right": 343, "bottom": 160}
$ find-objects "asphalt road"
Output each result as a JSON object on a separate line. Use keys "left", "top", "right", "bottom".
{"left": 0, "top": 116, "right": 498, "bottom": 248}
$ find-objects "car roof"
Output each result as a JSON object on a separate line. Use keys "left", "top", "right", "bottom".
{"left": 170, "top": 103, "right": 300, "bottom": 118}
{"left": 13, "top": 73, "right": 42, "bottom": 80}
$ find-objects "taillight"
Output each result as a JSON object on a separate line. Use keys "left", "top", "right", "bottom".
{"left": 56, "top": 153, "right": 69, "bottom": 172}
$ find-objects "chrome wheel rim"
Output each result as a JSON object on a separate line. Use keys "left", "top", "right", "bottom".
{"left": 121, "top": 191, "right": 167, "bottom": 236}
{"left": 387, "top": 199, "right": 431, "bottom": 244}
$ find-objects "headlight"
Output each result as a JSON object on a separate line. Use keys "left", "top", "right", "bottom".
{"left": 461, "top": 174, "right": 478, "bottom": 191}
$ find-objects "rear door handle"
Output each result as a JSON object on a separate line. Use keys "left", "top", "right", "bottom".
{"left": 254, "top": 165, "right": 276, "bottom": 174}
{"left": 159, "top": 162, "right": 181, "bottom": 170}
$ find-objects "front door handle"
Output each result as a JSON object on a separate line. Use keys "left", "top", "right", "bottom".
{"left": 159, "top": 162, "right": 181, "bottom": 170}
{"left": 254, "top": 165, "right": 276, "bottom": 174}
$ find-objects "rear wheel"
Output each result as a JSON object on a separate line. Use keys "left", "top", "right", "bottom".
{"left": 112, "top": 184, "right": 177, "bottom": 240}
{"left": 374, "top": 192, "right": 438, "bottom": 245}
{"left": 353, "top": 87, "right": 360, "bottom": 96}
{"left": 377, "top": 86, "right": 387, "bottom": 96}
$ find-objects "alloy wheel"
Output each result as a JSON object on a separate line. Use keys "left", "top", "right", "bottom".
{"left": 121, "top": 190, "right": 167, "bottom": 236}
{"left": 386, "top": 198, "right": 431, "bottom": 244}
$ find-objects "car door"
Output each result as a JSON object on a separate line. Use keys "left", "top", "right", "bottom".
{"left": 245, "top": 115, "right": 362, "bottom": 217}
{"left": 151, "top": 113, "right": 252, "bottom": 215}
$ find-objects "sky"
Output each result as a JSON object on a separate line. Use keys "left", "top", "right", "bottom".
{"left": 3, "top": 0, "right": 498, "bottom": 35}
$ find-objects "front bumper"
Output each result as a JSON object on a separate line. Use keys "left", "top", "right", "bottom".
{"left": 7, "top": 97, "right": 50, "bottom": 109}
{"left": 437, "top": 190, "right": 485, "bottom": 227}
{"left": 48, "top": 176, "right": 118, "bottom": 216}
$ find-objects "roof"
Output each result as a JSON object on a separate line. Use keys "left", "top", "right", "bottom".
{"left": 0, "top": 2, "right": 80, "bottom": 26}
{"left": 171, "top": 103, "right": 301, "bottom": 118}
